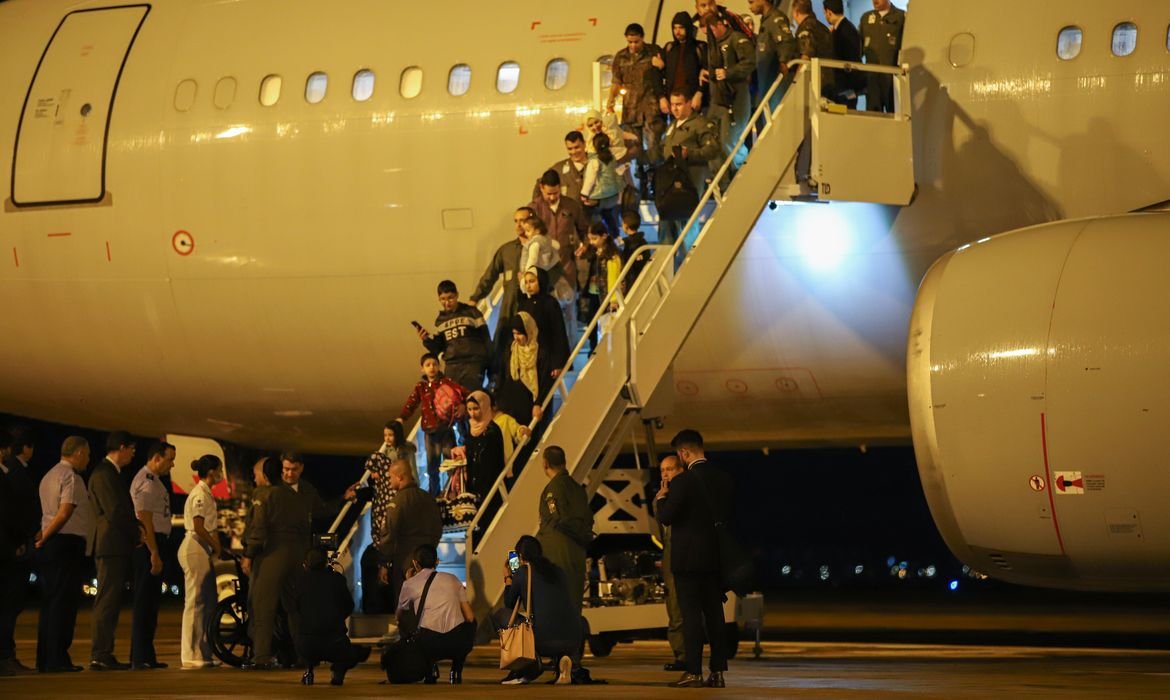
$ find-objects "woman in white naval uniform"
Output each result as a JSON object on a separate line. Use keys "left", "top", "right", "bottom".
{"left": 177, "top": 455, "right": 224, "bottom": 669}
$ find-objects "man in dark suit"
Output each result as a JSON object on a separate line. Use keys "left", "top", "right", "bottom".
{"left": 656, "top": 429, "right": 734, "bottom": 689}
{"left": 824, "top": 0, "right": 864, "bottom": 109}
{"left": 88, "top": 431, "right": 138, "bottom": 671}
{"left": 1, "top": 427, "right": 39, "bottom": 676}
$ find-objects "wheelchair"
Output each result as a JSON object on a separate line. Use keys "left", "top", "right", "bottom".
{"left": 206, "top": 554, "right": 295, "bottom": 668}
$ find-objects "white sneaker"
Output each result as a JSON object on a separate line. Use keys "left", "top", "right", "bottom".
{"left": 501, "top": 675, "right": 530, "bottom": 685}
{"left": 556, "top": 656, "right": 572, "bottom": 685}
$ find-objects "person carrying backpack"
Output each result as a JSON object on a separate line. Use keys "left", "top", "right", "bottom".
{"left": 655, "top": 90, "right": 721, "bottom": 256}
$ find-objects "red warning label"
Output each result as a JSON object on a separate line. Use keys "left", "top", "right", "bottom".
{"left": 1054, "top": 471, "right": 1084, "bottom": 495}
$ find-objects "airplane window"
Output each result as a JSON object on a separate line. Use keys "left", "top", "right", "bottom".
{"left": 174, "top": 79, "right": 197, "bottom": 112}
{"left": 400, "top": 66, "right": 423, "bottom": 99}
{"left": 1056, "top": 26, "right": 1082, "bottom": 60}
{"left": 259, "top": 75, "right": 282, "bottom": 107}
{"left": 352, "top": 69, "right": 375, "bottom": 101}
{"left": 545, "top": 58, "right": 569, "bottom": 90}
{"left": 213, "top": 77, "right": 237, "bottom": 110}
{"left": 448, "top": 64, "right": 471, "bottom": 96}
{"left": 1112, "top": 22, "right": 1137, "bottom": 57}
{"left": 597, "top": 55, "right": 614, "bottom": 91}
{"left": 496, "top": 61, "right": 520, "bottom": 94}
{"left": 305, "top": 72, "right": 328, "bottom": 104}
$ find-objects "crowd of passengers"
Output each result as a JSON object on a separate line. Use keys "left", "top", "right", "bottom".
{"left": 0, "top": 1, "right": 906, "bottom": 690}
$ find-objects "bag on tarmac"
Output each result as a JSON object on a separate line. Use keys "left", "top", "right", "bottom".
{"left": 654, "top": 156, "right": 700, "bottom": 221}
{"left": 381, "top": 571, "right": 437, "bottom": 683}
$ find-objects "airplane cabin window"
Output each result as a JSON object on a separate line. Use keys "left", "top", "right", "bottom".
{"left": 1112, "top": 22, "right": 1138, "bottom": 57}
{"left": 213, "top": 77, "right": 237, "bottom": 110}
{"left": 174, "top": 79, "right": 197, "bottom": 112}
{"left": 496, "top": 61, "right": 520, "bottom": 94}
{"left": 1056, "top": 26, "right": 1082, "bottom": 60}
{"left": 400, "top": 66, "right": 423, "bottom": 99}
{"left": 448, "top": 64, "right": 471, "bottom": 96}
{"left": 305, "top": 72, "right": 328, "bottom": 104}
{"left": 259, "top": 74, "right": 282, "bottom": 106}
{"left": 597, "top": 55, "right": 614, "bottom": 91}
{"left": 545, "top": 58, "right": 569, "bottom": 90}
{"left": 352, "top": 69, "right": 375, "bottom": 101}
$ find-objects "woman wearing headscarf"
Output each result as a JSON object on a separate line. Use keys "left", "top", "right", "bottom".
{"left": 496, "top": 312, "right": 555, "bottom": 430}
{"left": 518, "top": 266, "right": 570, "bottom": 375}
{"left": 463, "top": 391, "right": 506, "bottom": 499}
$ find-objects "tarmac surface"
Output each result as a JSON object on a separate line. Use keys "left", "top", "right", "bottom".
{"left": 3, "top": 597, "right": 1169, "bottom": 697}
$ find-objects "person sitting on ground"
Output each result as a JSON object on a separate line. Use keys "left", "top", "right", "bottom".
{"left": 418, "top": 280, "right": 492, "bottom": 394}
{"left": 397, "top": 353, "right": 467, "bottom": 496}
{"left": 495, "top": 535, "right": 582, "bottom": 685}
{"left": 395, "top": 544, "right": 476, "bottom": 685}
{"left": 292, "top": 548, "right": 370, "bottom": 686}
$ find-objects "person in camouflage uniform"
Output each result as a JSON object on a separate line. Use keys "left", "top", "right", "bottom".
{"left": 791, "top": 0, "right": 837, "bottom": 98}
{"left": 750, "top": 0, "right": 798, "bottom": 111}
{"left": 607, "top": 23, "right": 666, "bottom": 171}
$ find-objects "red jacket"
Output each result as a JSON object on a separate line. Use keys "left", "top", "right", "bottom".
{"left": 399, "top": 374, "right": 466, "bottom": 433}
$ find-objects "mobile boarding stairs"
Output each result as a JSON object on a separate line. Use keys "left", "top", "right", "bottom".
{"left": 330, "top": 59, "right": 915, "bottom": 654}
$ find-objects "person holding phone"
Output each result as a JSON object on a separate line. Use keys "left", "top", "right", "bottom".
{"left": 497, "top": 536, "right": 581, "bottom": 685}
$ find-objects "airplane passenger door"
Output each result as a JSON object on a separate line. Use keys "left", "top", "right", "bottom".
{"left": 10, "top": 5, "right": 150, "bottom": 207}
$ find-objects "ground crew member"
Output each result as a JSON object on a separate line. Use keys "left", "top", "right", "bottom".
{"left": 536, "top": 445, "right": 593, "bottom": 680}
{"left": 860, "top": 0, "right": 905, "bottom": 112}
{"left": 243, "top": 456, "right": 311, "bottom": 670}
{"left": 129, "top": 440, "right": 176, "bottom": 670}
{"left": 792, "top": 0, "right": 837, "bottom": 98}
{"left": 376, "top": 459, "right": 442, "bottom": 609}
{"left": 281, "top": 451, "right": 353, "bottom": 532}
{"left": 608, "top": 22, "right": 666, "bottom": 169}
{"left": 750, "top": 0, "right": 798, "bottom": 111}
{"left": 704, "top": 15, "right": 755, "bottom": 170}
{"left": 658, "top": 90, "right": 721, "bottom": 250}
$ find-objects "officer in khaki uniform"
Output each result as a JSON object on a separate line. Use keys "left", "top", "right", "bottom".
{"left": 658, "top": 91, "right": 722, "bottom": 247}
{"left": 750, "top": 0, "right": 798, "bottom": 111}
{"left": 243, "top": 457, "right": 311, "bottom": 669}
{"left": 792, "top": 0, "right": 837, "bottom": 98}
{"left": 376, "top": 460, "right": 442, "bottom": 611}
{"left": 860, "top": 0, "right": 906, "bottom": 112}
{"left": 704, "top": 15, "right": 755, "bottom": 169}
{"left": 536, "top": 447, "right": 592, "bottom": 616}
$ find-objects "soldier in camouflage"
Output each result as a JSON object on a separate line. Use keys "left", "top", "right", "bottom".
{"left": 704, "top": 15, "right": 755, "bottom": 170}
{"left": 607, "top": 23, "right": 666, "bottom": 171}
{"left": 750, "top": 0, "right": 798, "bottom": 111}
{"left": 792, "top": 0, "right": 837, "bottom": 98}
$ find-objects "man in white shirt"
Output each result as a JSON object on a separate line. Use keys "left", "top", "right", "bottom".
{"left": 395, "top": 544, "right": 476, "bottom": 684}
{"left": 35, "top": 436, "right": 93, "bottom": 673}
{"left": 129, "top": 440, "right": 175, "bottom": 669}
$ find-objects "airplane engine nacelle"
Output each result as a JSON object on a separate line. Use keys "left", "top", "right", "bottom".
{"left": 908, "top": 213, "right": 1170, "bottom": 592}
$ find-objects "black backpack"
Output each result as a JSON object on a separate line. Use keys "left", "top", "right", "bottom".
{"left": 654, "top": 157, "right": 700, "bottom": 221}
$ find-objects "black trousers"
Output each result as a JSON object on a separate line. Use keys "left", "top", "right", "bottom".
{"left": 0, "top": 554, "right": 31, "bottom": 661}
{"left": 91, "top": 554, "right": 131, "bottom": 662}
{"left": 131, "top": 534, "right": 167, "bottom": 665}
{"left": 35, "top": 534, "right": 86, "bottom": 670}
{"left": 296, "top": 634, "right": 365, "bottom": 671}
{"left": 359, "top": 544, "right": 393, "bottom": 614}
{"left": 416, "top": 621, "right": 476, "bottom": 672}
{"left": 674, "top": 572, "right": 727, "bottom": 675}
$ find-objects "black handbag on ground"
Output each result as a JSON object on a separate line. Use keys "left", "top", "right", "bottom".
{"left": 381, "top": 571, "right": 437, "bottom": 684}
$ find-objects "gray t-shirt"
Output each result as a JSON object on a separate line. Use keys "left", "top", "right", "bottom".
{"left": 397, "top": 568, "right": 467, "bottom": 634}
{"left": 39, "top": 461, "right": 93, "bottom": 547}
{"left": 131, "top": 466, "right": 173, "bottom": 535}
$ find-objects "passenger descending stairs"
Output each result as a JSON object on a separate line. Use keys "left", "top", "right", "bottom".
{"left": 465, "top": 59, "right": 917, "bottom": 615}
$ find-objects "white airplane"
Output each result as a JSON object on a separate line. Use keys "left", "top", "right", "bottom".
{"left": 1, "top": 0, "right": 1168, "bottom": 593}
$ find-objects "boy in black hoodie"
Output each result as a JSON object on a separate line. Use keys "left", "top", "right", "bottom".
{"left": 620, "top": 210, "right": 650, "bottom": 295}
{"left": 418, "top": 280, "right": 492, "bottom": 393}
